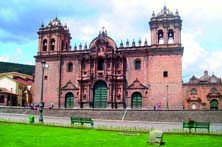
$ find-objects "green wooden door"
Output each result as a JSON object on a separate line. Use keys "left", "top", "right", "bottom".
{"left": 210, "top": 99, "right": 218, "bottom": 110}
{"left": 65, "top": 92, "right": 74, "bottom": 108}
{"left": 93, "top": 81, "right": 107, "bottom": 108}
{"left": 131, "top": 92, "right": 142, "bottom": 108}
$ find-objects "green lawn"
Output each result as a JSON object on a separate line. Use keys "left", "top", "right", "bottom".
{"left": 0, "top": 122, "right": 221, "bottom": 147}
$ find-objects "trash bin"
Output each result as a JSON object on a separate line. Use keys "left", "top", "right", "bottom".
{"left": 29, "top": 115, "right": 35, "bottom": 123}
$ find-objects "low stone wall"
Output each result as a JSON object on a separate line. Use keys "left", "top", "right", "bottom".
{"left": 124, "top": 110, "right": 222, "bottom": 123}
{"left": 0, "top": 107, "right": 221, "bottom": 123}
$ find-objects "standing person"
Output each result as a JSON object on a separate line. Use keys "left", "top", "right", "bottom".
{"left": 157, "top": 103, "right": 161, "bottom": 110}
{"left": 51, "top": 102, "right": 54, "bottom": 109}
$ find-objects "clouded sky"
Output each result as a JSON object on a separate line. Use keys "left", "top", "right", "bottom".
{"left": 0, "top": 0, "right": 222, "bottom": 82}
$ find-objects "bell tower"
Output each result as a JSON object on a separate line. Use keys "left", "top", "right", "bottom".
{"left": 37, "top": 17, "right": 71, "bottom": 54}
{"left": 149, "top": 6, "right": 182, "bottom": 46}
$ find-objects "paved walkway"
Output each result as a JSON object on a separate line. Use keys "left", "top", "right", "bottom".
{"left": 0, "top": 113, "right": 221, "bottom": 133}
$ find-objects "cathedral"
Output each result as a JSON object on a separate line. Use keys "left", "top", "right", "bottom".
{"left": 34, "top": 6, "right": 221, "bottom": 110}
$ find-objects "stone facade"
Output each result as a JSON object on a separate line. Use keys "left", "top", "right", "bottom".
{"left": 34, "top": 6, "right": 184, "bottom": 109}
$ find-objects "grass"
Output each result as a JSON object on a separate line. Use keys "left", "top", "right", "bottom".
{"left": 0, "top": 121, "right": 222, "bottom": 147}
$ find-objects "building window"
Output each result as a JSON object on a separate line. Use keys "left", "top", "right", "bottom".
{"left": 158, "top": 30, "right": 164, "bottom": 44}
{"left": 0, "top": 95, "right": 4, "bottom": 103}
{"left": 163, "top": 71, "right": 168, "bottom": 77}
{"left": 51, "top": 38, "right": 55, "bottom": 51}
{"left": 135, "top": 60, "right": 141, "bottom": 70}
{"left": 191, "top": 88, "right": 197, "bottom": 95}
{"left": 98, "top": 58, "right": 104, "bottom": 70}
{"left": 82, "top": 63, "right": 86, "bottom": 70}
{"left": 42, "top": 39, "right": 47, "bottom": 51}
{"left": 67, "top": 62, "right": 73, "bottom": 72}
{"left": 168, "top": 29, "right": 174, "bottom": 43}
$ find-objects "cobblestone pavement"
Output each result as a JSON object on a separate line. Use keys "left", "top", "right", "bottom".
{"left": 0, "top": 113, "right": 221, "bottom": 133}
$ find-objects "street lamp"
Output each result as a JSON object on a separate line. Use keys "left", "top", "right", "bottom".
{"left": 39, "top": 60, "right": 46, "bottom": 123}
{"left": 166, "top": 85, "right": 169, "bottom": 110}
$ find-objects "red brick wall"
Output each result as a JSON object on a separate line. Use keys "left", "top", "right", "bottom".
{"left": 148, "top": 55, "right": 183, "bottom": 109}
{"left": 34, "top": 60, "right": 61, "bottom": 107}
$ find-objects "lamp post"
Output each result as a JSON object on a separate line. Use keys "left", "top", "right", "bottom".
{"left": 166, "top": 85, "right": 169, "bottom": 110}
{"left": 39, "top": 60, "right": 46, "bottom": 123}
{"left": 10, "top": 88, "right": 13, "bottom": 107}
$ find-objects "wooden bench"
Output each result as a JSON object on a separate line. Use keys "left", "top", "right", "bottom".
{"left": 70, "top": 117, "right": 94, "bottom": 127}
{"left": 183, "top": 121, "right": 210, "bottom": 133}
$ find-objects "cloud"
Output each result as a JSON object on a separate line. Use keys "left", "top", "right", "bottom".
{"left": 61, "top": 17, "right": 97, "bottom": 47}
{"left": 16, "top": 48, "right": 22, "bottom": 55}
{"left": 182, "top": 32, "right": 222, "bottom": 81}
{"left": 201, "top": 50, "right": 222, "bottom": 76}
{"left": 0, "top": 0, "right": 222, "bottom": 81}
{"left": 0, "top": 8, "right": 18, "bottom": 22}
{"left": 182, "top": 33, "right": 207, "bottom": 70}
{"left": 0, "top": 56, "right": 10, "bottom": 62}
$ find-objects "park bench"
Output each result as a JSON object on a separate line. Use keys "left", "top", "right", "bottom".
{"left": 70, "top": 117, "right": 94, "bottom": 127}
{"left": 183, "top": 121, "right": 210, "bottom": 133}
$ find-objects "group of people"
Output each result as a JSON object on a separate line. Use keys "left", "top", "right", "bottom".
{"left": 154, "top": 103, "right": 161, "bottom": 111}
{"left": 30, "top": 103, "right": 54, "bottom": 110}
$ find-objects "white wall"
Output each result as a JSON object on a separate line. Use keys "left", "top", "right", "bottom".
{"left": 0, "top": 77, "right": 17, "bottom": 93}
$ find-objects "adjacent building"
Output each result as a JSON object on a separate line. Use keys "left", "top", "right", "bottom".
{"left": 183, "top": 71, "right": 222, "bottom": 110}
{"left": 0, "top": 72, "right": 33, "bottom": 106}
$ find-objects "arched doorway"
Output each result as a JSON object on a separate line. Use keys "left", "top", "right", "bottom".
{"left": 0, "top": 95, "right": 4, "bottom": 103}
{"left": 191, "top": 103, "right": 197, "bottom": 110}
{"left": 210, "top": 99, "right": 219, "bottom": 110}
{"left": 93, "top": 81, "right": 107, "bottom": 108}
{"left": 65, "top": 92, "right": 74, "bottom": 108}
{"left": 131, "top": 92, "right": 142, "bottom": 108}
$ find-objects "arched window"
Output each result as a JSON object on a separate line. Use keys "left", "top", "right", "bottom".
{"left": 51, "top": 38, "right": 55, "bottom": 51}
{"left": 67, "top": 62, "right": 73, "bottom": 72}
{"left": 158, "top": 30, "right": 164, "bottom": 44}
{"left": 42, "top": 39, "right": 47, "bottom": 51}
{"left": 98, "top": 58, "right": 104, "bottom": 70}
{"left": 168, "top": 29, "right": 174, "bottom": 43}
{"left": 210, "top": 99, "right": 219, "bottom": 110}
{"left": 82, "top": 59, "right": 86, "bottom": 70}
{"left": 191, "top": 88, "right": 197, "bottom": 95}
{"left": 135, "top": 60, "right": 141, "bottom": 70}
